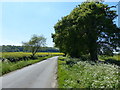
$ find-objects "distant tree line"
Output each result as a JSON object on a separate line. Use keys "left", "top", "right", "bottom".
{"left": 1, "top": 45, "right": 59, "bottom": 52}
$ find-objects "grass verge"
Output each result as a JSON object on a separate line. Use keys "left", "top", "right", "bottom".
{"left": 0, "top": 55, "right": 53, "bottom": 76}
{"left": 99, "top": 55, "right": 120, "bottom": 61}
{"left": 58, "top": 56, "right": 120, "bottom": 88}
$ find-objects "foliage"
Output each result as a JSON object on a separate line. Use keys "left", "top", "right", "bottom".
{"left": 1, "top": 45, "right": 60, "bottom": 52}
{"left": 52, "top": 1, "right": 120, "bottom": 61}
{"left": 1, "top": 45, "right": 24, "bottom": 52}
{"left": 0, "top": 56, "right": 54, "bottom": 76}
{"left": 99, "top": 55, "right": 120, "bottom": 61}
{"left": 1, "top": 52, "right": 64, "bottom": 62}
{"left": 0, "top": 52, "right": 64, "bottom": 75}
{"left": 99, "top": 55, "right": 120, "bottom": 66}
{"left": 22, "top": 34, "right": 46, "bottom": 57}
{"left": 58, "top": 56, "right": 120, "bottom": 88}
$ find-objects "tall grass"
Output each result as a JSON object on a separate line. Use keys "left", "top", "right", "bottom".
{"left": 58, "top": 56, "right": 120, "bottom": 88}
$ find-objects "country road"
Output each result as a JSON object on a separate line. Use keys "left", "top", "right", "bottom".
{"left": 0, "top": 56, "right": 58, "bottom": 89}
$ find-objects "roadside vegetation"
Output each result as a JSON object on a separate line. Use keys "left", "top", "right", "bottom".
{"left": 58, "top": 55, "right": 120, "bottom": 88}
{"left": 99, "top": 55, "right": 120, "bottom": 61}
{"left": 0, "top": 34, "right": 63, "bottom": 76}
{"left": 1, "top": 52, "right": 63, "bottom": 62}
{"left": 1, "top": 0, "right": 120, "bottom": 89}
{"left": 0, "top": 52, "right": 63, "bottom": 76}
{"left": 53, "top": 0, "right": 120, "bottom": 88}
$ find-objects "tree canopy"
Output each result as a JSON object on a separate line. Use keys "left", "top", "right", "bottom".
{"left": 52, "top": 1, "right": 120, "bottom": 61}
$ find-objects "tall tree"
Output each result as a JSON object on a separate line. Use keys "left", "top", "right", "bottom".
{"left": 52, "top": 1, "right": 120, "bottom": 61}
{"left": 22, "top": 34, "right": 46, "bottom": 57}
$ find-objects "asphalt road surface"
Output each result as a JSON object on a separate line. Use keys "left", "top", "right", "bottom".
{"left": 0, "top": 56, "right": 58, "bottom": 89}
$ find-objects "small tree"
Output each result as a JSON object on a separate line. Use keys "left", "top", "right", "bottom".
{"left": 22, "top": 34, "right": 46, "bottom": 57}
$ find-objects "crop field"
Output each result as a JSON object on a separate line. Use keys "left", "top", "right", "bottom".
{"left": 1, "top": 52, "right": 64, "bottom": 59}
{"left": 58, "top": 56, "right": 120, "bottom": 88}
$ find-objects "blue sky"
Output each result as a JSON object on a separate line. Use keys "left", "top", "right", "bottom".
{"left": 0, "top": 1, "right": 119, "bottom": 47}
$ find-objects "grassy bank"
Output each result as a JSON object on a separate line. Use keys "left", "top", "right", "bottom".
{"left": 58, "top": 56, "right": 120, "bottom": 88}
{"left": 99, "top": 55, "right": 120, "bottom": 61}
{"left": 0, "top": 55, "right": 53, "bottom": 76}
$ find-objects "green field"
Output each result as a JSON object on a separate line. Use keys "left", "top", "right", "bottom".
{"left": 0, "top": 56, "right": 54, "bottom": 76}
{"left": 1, "top": 52, "right": 64, "bottom": 59}
{"left": 0, "top": 52, "right": 64, "bottom": 76}
{"left": 58, "top": 55, "right": 120, "bottom": 88}
{"left": 99, "top": 55, "right": 120, "bottom": 61}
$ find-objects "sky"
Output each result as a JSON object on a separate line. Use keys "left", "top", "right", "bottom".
{"left": 0, "top": 0, "right": 119, "bottom": 47}
{"left": 0, "top": 0, "right": 120, "bottom": 2}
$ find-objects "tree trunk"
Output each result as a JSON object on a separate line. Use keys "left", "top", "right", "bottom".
{"left": 89, "top": 45, "right": 98, "bottom": 62}
{"left": 87, "top": 29, "right": 98, "bottom": 62}
{"left": 32, "top": 46, "right": 39, "bottom": 58}
{"left": 32, "top": 52, "right": 35, "bottom": 57}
